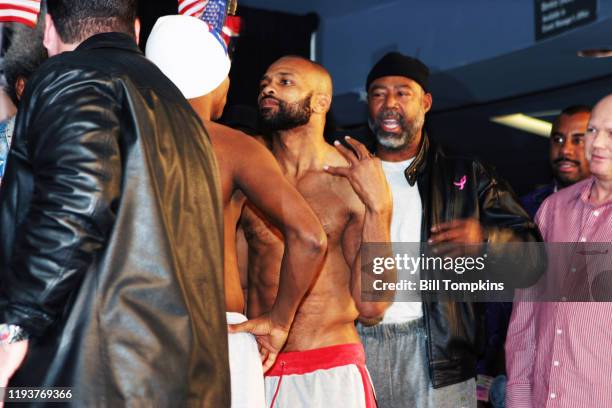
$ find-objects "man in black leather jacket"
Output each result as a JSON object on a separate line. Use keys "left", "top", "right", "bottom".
{"left": 0, "top": 1, "right": 229, "bottom": 405}
{"left": 356, "top": 52, "right": 543, "bottom": 407}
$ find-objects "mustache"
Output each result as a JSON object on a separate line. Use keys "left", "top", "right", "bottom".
{"left": 259, "top": 95, "right": 280, "bottom": 104}
{"left": 553, "top": 157, "right": 580, "bottom": 166}
{"left": 377, "top": 109, "right": 404, "bottom": 121}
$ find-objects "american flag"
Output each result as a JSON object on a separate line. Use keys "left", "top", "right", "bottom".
{"left": 178, "top": 0, "right": 207, "bottom": 18}
{"left": 199, "top": 0, "right": 227, "bottom": 33}
{"left": 178, "top": 0, "right": 232, "bottom": 52}
{"left": 0, "top": 0, "right": 41, "bottom": 28}
{"left": 178, "top": 0, "right": 233, "bottom": 33}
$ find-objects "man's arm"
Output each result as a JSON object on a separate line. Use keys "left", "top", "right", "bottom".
{"left": 504, "top": 195, "right": 552, "bottom": 407}
{"left": 228, "top": 134, "right": 327, "bottom": 371}
{"left": 0, "top": 73, "right": 122, "bottom": 383}
{"left": 505, "top": 300, "right": 537, "bottom": 408}
{"left": 342, "top": 208, "right": 395, "bottom": 323}
{"left": 325, "top": 137, "right": 395, "bottom": 321}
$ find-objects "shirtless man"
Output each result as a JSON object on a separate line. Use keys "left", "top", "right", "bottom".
{"left": 232, "top": 56, "right": 394, "bottom": 408}
{"left": 146, "top": 16, "right": 327, "bottom": 408}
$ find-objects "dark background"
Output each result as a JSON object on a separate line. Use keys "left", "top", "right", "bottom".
{"left": 137, "top": 1, "right": 611, "bottom": 197}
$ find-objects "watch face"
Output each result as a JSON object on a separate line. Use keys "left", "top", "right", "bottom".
{"left": 0, "top": 323, "right": 27, "bottom": 344}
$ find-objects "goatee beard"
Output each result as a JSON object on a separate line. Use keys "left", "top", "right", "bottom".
{"left": 369, "top": 110, "right": 423, "bottom": 150}
{"left": 259, "top": 93, "right": 312, "bottom": 132}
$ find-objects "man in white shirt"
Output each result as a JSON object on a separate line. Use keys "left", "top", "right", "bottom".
{"left": 356, "top": 52, "right": 541, "bottom": 408}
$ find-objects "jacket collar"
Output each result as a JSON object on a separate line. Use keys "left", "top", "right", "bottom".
{"left": 404, "top": 133, "right": 430, "bottom": 186}
{"left": 76, "top": 32, "right": 141, "bottom": 54}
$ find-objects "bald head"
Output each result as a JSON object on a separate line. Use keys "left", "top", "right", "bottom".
{"left": 258, "top": 56, "right": 333, "bottom": 132}
{"left": 271, "top": 56, "right": 332, "bottom": 95}
{"left": 585, "top": 94, "right": 612, "bottom": 182}
{"left": 592, "top": 94, "right": 612, "bottom": 114}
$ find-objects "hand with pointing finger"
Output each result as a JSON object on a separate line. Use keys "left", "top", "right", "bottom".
{"left": 324, "top": 136, "right": 392, "bottom": 215}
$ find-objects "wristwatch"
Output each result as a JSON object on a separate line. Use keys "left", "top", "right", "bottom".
{"left": 0, "top": 323, "right": 29, "bottom": 345}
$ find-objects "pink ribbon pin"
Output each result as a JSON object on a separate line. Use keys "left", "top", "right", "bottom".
{"left": 453, "top": 175, "right": 467, "bottom": 190}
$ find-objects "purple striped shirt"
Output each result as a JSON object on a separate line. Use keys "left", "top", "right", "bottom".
{"left": 506, "top": 177, "right": 612, "bottom": 408}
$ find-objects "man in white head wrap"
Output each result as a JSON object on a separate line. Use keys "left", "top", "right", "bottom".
{"left": 146, "top": 14, "right": 328, "bottom": 408}
{"left": 146, "top": 15, "right": 231, "bottom": 120}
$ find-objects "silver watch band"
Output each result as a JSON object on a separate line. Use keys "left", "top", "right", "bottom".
{"left": 0, "top": 323, "right": 29, "bottom": 344}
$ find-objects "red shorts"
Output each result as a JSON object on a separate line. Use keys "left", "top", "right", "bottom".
{"left": 264, "top": 343, "right": 377, "bottom": 408}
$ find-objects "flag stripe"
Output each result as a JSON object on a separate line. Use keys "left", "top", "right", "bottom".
{"left": 0, "top": 0, "right": 40, "bottom": 27}
{"left": 0, "top": 9, "right": 38, "bottom": 19}
{"left": 178, "top": 0, "right": 205, "bottom": 14}
{"left": 0, "top": 0, "right": 40, "bottom": 11}
{"left": 0, "top": 4, "right": 39, "bottom": 14}
{"left": 181, "top": 2, "right": 205, "bottom": 17}
{"left": 0, "top": 15, "right": 36, "bottom": 27}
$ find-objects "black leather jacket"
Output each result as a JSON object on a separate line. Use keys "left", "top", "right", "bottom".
{"left": 404, "top": 135, "right": 543, "bottom": 388}
{"left": 0, "top": 33, "right": 229, "bottom": 405}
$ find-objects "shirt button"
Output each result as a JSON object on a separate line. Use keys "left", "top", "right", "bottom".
{"left": 593, "top": 210, "right": 600, "bottom": 217}
{"left": 570, "top": 267, "right": 576, "bottom": 273}
{"left": 561, "top": 296, "right": 567, "bottom": 302}
{"left": 556, "top": 329, "right": 562, "bottom": 335}
{"left": 550, "top": 393, "right": 557, "bottom": 399}
{"left": 580, "top": 237, "right": 587, "bottom": 242}
{"left": 553, "top": 361, "right": 560, "bottom": 366}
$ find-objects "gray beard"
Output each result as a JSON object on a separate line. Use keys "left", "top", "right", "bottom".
{"left": 368, "top": 115, "right": 423, "bottom": 150}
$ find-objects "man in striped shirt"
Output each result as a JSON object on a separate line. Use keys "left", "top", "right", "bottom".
{"left": 505, "top": 94, "right": 612, "bottom": 407}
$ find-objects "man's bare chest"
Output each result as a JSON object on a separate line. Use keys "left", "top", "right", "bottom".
{"left": 243, "top": 175, "right": 356, "bottom": 246}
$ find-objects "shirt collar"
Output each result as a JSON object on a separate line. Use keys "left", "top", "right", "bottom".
{"left": 76, "top": 32, "right": 141, "bottom": 54}
{"left": 577, "top": 177, "right": 595, "bottom": 205}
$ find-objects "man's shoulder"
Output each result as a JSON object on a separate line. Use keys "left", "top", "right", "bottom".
{"left": 207, "top": 122, "right": 269, "bottom": 155}
{"left": 545, "top": 178, "right": 590, "bottom": 205}
{"left": 521, "top": 183, "right": 555, "bottom": 216}
{"left": 537, "top": 178, "right": 590, "bottom": 220}
{"left": 26, "top": 52, "right": 116, "bottom": 98}
{"left": 25, "top": 45, "right": 183, "bottom": 113}
{"left": 523, "top": 183, "right": 555, "bottom": 200}
{"left": 431, "top": 142, "right": 482, "bottom": 167}
{"left": 40, "top": 43, "right": 127, "bottom": 73}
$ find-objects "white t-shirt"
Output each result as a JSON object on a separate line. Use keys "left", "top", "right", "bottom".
{"left": 380, "top": 158, "right": 423, "bottom": 324}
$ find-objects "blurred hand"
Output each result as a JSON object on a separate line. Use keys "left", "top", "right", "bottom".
{"left": 0, "top": 339, "right": 28, "bottom": 408}
{"left": 428, "top": 218, "right": 485, "bottom": 257}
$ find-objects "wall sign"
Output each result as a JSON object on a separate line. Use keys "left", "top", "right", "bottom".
{"left": 535, "top": 0, "right": 597, "bottom": 40}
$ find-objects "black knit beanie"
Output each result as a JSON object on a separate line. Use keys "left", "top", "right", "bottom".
{"left": 366, "top": 52, "right": 430, "bottom": 92}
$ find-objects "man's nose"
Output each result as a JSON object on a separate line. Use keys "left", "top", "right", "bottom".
{"left": 260, "top": 84, "right": 275, "bottom": 99}
{"left": 560, "top": 139, "right": 574, "bottom": 157}
{"left": 591, "top": 129, "right": 609, "bottom": 149}
{"left": 384, "top": 94, "right": 398, "bottom": 109}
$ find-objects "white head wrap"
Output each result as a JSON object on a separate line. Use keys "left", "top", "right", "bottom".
{"left": 146, "top": 15, "right": 231, "bottom": 99}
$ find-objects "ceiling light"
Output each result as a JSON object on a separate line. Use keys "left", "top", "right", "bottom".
{"left": 490, "top": 114, "right": 552, "bottom": 137}
{"left": 577, "top": 48, "right": 612, "bottom": 58}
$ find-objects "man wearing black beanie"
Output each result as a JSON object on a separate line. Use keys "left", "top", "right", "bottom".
{"left": 355, "top": 52, "right": 543, "bottom": 407}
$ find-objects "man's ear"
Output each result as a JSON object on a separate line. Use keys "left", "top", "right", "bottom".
{"left": 134, "top": 18, "right": 141, "bottom": 45}
{"left": 422, "top": 92, "right": 432, "bottom": 114}
{"left": 43, "top": 13, "right": 57, "bottom": 55}
{"left": 313, "top": 93, "right": 331, "bottom": 114}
